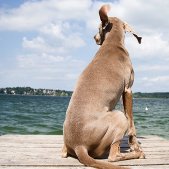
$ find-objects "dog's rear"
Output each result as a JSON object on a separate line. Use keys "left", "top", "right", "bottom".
{"left": 63, "top": 4, "right": 144, "bottom": 169}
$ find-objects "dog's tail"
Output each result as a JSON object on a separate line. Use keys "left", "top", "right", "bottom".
{"left": 75, "top": 146, "right": 130, "bottom": 169}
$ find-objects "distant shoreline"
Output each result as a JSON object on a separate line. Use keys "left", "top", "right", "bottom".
{"left": 133, "top": 92, "right": 169, "bottom": 98}
{"left": 0, "top": 87, "right": 169, "bottom": 98}
{"left": 0, "top": 87, "right": 72, "bottom": 97}
{"left": 0, "top": 94, "right": 70, "bottom": 97}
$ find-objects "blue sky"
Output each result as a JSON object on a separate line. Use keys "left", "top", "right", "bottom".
{"left": 0, "top": 0, "right": 169, "bottom": 92}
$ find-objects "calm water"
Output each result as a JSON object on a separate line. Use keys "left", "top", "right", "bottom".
{"left": 0, "top": 95, "right": 169, "bottom": 139}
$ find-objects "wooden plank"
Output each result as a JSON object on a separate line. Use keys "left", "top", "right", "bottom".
{"left": 0, "top": 167, "right": 168, "bottom": 169}
{"left": 132, "top": 166, "right": 169, "bottom": 169}
{"left": 1, "top": 141, "right": 169, "bottom": 148}
{"left": 0, "top": 166, "right": 93, "bottom": 169}
{"left": 1, "top": 157, "right": 169, "bottom": 166}
{"left": 0, "top": 152, "right": 169, "bottom": 160}
{"left": 0, "top": 135, "right": 60, "bottom": 144}
{"left": 0, "top": 135, "right": 169, "bottom": 169}
{"left": 0, "top": 151, "right": 169, "bottom": 159}
{"left": 0, "top": 135, "right": 166, "bottom": 143}
{"left": 0, "top": 167, "right": 169, "bottom": 169}
{"left": 1, "top": 147, "right": 169, "bottom": 154}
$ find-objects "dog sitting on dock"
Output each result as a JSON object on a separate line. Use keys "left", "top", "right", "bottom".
{"left": 62, "top": 4, "right": 145, "bottom": 169}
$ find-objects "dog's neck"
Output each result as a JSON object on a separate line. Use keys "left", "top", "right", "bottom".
{"left": 99, "top": 22, "right": 129, "bottom": 58}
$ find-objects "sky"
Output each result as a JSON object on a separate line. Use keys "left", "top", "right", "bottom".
{"left": 0, "top": 0, "right": 169, "bottom": 92}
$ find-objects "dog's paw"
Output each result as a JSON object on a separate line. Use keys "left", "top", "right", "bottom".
{"left": 128, "top": 136, "right": 143, "bottom": 152}
{"left": 61, "top": 153, "right": 68, "bottom": 158}
{"left": 139, "top": 151, "right": 146, "bottom": 159}
{"left": 129, "top": 142, "right": 142, "bottom": 152}
{"left": 108, "top": 154, "right": 124, "bottom": 162}
{"left": 61, "top": 145, "right": 68, "bottom": 158}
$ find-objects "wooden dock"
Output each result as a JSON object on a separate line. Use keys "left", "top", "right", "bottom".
{"left": 0, "top": 135, "right": 169, "bottom": 169}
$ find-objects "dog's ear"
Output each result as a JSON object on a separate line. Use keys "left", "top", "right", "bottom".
{"left": 123, "top": 22, "right": 142, "bottom": 44}
{"left": 99, "top": 4, "right": 110, "bottom": 28}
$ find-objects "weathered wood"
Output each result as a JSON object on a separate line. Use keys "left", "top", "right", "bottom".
{"left": 1, "top": 157, "right": 169, "bottom": 166}
{"left": 0, "top": 166, "right": 169, "bottom": 169}
{"left": 0, "top": 135, "right": 168, "bottom": 169}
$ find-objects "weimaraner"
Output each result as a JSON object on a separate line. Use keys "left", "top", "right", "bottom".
{"left": 62, "top": 5, "right": 145, "bottom": 169}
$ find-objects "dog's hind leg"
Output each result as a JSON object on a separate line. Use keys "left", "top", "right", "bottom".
{"left": 123, "top": 88, "right": 144, "bottom": 155}
{"left": 107, "top": 110, "right": 142, "bottom": 162}
{"left": 108, "top": 141, "right": 121, "bottom": 162}
{"left": 108, "top": 113, "right": 144, "bottom": 162}
{"left": 108, "top": 140, "right": 145, "bottom": 162}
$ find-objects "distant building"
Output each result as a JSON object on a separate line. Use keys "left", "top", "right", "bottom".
{"left": 43, "top": 89, "right": 46, "bottom": 94}
{"left": 4, "top": 89, "right": 7, "bottom": 94}
{"left": 11, "top": 90, "right": 15, "bottom": 95}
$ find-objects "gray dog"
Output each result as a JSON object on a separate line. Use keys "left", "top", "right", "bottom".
{"left": 62, "top": 5, "right": 145, "bottom": 169}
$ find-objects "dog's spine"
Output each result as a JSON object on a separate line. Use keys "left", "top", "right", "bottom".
{"left": 75, "top": 146, "right": 129, "bottom": 169}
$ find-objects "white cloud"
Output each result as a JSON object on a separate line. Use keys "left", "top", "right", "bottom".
{"left": 22, "top": 36, "right": 53, "bottom": 53}
{"left": 1, "top": 0, "right": 169, "bottom": 91}
{"left": 140, "top": 35, "right": 169, "bottom": 58}
{"left": 136, "top": 65, "right": 169, "bottom": 72}
{"left": 22, "top": 32, "right": 86, "bottom": 54}
{"left": 126, "top": 33, "right": 169, "bottom": 60}
{"left": 139, "top": 76, "right": 169, "bottom": 92}
{"left": 1, "top": 0, "right": 169, "bottom": 35}
{"left": 0, "top": 0, "right": 92, "bottom": 31}
{"left": 39, "top": 23, "right": 63, "bottom": 38}
{"left": 152, "top": 76, "right": 169, "bottom": 83}
{"left": 17, "top": 53, "right": 66, "bottom": 69}
{"left": 122, "top": 0, "right": 169, "bottom": 32}
{"left": 64, "top": 34, "right": 86, "bottom": 48}
{"left": 17, "top": 53, "right": 86, "bottom": 79}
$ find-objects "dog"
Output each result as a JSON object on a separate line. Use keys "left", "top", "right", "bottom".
{"left": 62, "top": 4, "right": 145, "bottom": 169}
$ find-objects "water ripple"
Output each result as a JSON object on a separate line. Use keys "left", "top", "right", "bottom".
{"left": 0, "top": 95, "right": 168, "bottom": 139}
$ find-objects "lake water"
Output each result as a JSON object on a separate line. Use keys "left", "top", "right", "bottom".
{"left": 0, "top": 95, "right": 169, "bottom": 139}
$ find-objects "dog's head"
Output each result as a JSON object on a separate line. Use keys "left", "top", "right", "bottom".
{"left": 94, "top": 5, "right": 142, "bottom": 45}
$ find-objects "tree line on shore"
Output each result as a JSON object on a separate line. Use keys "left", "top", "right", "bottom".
{"left": 0, "top": 87, "right": 72, "bottom": 96}
{"left": 133, "top": 92, "right": 169, "bottom": 98}
{"left": 0, "top": 87, "right": 169, "bottom": 98}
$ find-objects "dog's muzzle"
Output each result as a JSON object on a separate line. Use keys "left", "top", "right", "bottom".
{"left": 94, "top": 33, "right": 102, "bottom": 45}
